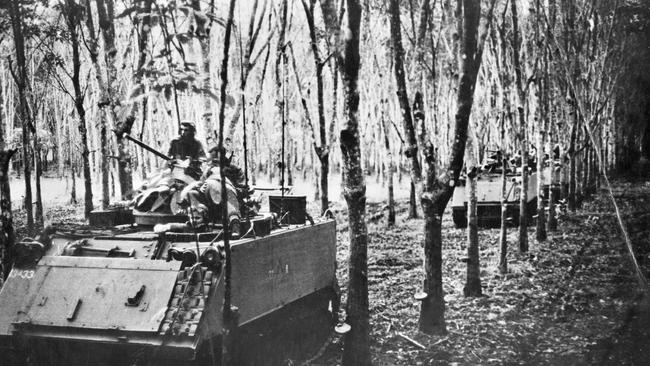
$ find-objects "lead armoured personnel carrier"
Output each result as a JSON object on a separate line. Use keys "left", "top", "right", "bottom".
{"left": 450, "top": 152, "right": 538, "bottom": 228}
{"left": 0, "top": 169, "right": 338, "bottom": 365}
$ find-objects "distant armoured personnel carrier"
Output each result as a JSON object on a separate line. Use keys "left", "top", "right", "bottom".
{"left": 450, "top": 152, "right": 538, "bottom": 228}
{"left": 0, "top": 169, "right": 338, "bottom": 365}
{"left": 540, "top": 158, "right": 569, "bottom": 202}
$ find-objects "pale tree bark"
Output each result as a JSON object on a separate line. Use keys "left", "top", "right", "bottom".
{"left": 414, "top": 0, "right": 495, "bottom": 334}
{"left": 320, "top": 0, "right": 341, "bottom": 186}
{"left": 494, "top": 20, "right": 512, "bottom": 274}
{"left": 33, "top": 127, "right": 43, "bottom": 228}
{"left": 67, "top": 121, "right": 77, "bottom": 205}
{"left": 9, "top": 0, "right": 34, "bottom": 232}
{"left": 84, "top": 0, "right": 110, "bottom": 209}
{"left": 0, "top": 61, "right": 16, "bottom": 283}
{"left": 535, "top": 0, "right": 546, "bottom": 242}
{"left": 302, "top": 0, "right": 332, "bottom": 215}
{"left": 380, "top": 99, "right": 395, "bottom": 226}
{"left": 0, "top": 149, "right": 16, "bottom": 284}
{"left": 546, "top": 0, "right": 558, "bottom": 232}
{"left": 65, "top": 0, "right": 94, "bottom": 218}
{"left": 129, "top": 0, "right": 153, "bottom": 169}
{"left": 464, "top": 124, "right": 481, "bottom": 297}
{"left": 337, "top": 0, "right": 370, "bottom": 364}
{"left": 568, "top": 109, "right": 578, "bottom": 211}
{"left": 414, "top": 0, "right": 430, "bottom": 89}
{"left": 96, "top": 0, "right": 133, "bottom": 200}
{"left": 510, "top": 0, "right": 529, "bottom": 253}
{"left": 191, "top": 0, "right": 215, "bottom": 140}
{"left": 28, "top": 68, "right": 44, "bottom": 229}
{"left": 275, "top": 0, "right": 288, "bottom": 187}
{"left": 536, "top": 114, "right": 547, "bottom": 241}
{"left": 389, "top": 0, "right": 421, "bottom": 222}
{"left": 498, "top": 152, "right": 508, "bottom": 273}
{"left": 547, "top": 122, "right": 558, "bottom": 231}
{"left": 225, "top": 0, "right": 273, "bottom": 138}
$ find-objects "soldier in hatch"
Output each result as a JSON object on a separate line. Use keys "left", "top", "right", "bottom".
{"left": 168, "top": 121, "right": 206, "bottom": 179}
{"left": 179, "top": 144, "right": 244, "bottom": 238}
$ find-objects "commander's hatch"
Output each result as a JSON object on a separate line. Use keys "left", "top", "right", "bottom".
{"left": 13, "top": 256, "right": 181, "bottom": 333}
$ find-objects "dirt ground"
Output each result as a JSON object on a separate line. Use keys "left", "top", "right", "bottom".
{"left": 307, "top": 166, "right": 650, "bottom": 365}
{"left": 7, "top": 164, "right": 650, "bottom": 366}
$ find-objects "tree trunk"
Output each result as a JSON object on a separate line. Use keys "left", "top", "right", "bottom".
{"left": 287, "top": 143, "right": 293, "bottom": 186}
{"left": 536, "top": 103, "right": 547, "bottom": 242}
{"left": 66, "top": 0, "right": 94, "bottom": 218}
{"left": 464, "top": 131, "right": 481, "bottom": 297}
{"left": 0, "top": 150, "right": 17, "bottom": 282}
{"left": 85, "top": 0, "right": 110, "bottom": 209}
{"left": 217, "top": 1, "right": 237, "bottom": 364}
{"left": 547, "top": 119, "right": 558, "bottom": 231}
{"left": 275, "top": 0, "right": 288, "bottom": 128}
{"left": 66, "top": 121, "right": 78, "bottom": 205}
{"left": 0, "top": 67, "right": 14, "bottom": 283}
{"left": 417, "top": 0, "right": 492, "bottom": 334}
{"left": 582, "top": 142, "right": 589, "bottom": 198}
{"left": 132, "top": 0, "right": 152, "bottom": 146}
{"left": 535, "top": 0, "right": 547, "bottom": 242}
{"left": 510, "top": 0, "right": 528, "bottom": 253}
{"left": 380, "top": 101, "right": 395, "bottom": 226}
{"left": 389, "top": 0, "right": 421, "bottom": 221}
{"left": 497, "top": 22, "right": 511, "bottom": 273}
{"left": 9, "top": 0, "right": 34, "bottom": 232}
{"left": 302, "top": 0, "right": 331, "bottom": 215}
{"left": 192, "top": 0, "right": 215, "bottom": 139}
{"left": 34, "top": 136, "right": 43, "bottom": 228}
{"left": 275, "top": 0, "right": 288, "bottom": 191}
{"left": 568, "top": 111, "right": 578, "bottom": 211}
{"left": 498, "top": 155, "right": 508, "bottom": 273}
{"left": 337, "top": 1, "right": 370, "bottom": 364}
{"left": 96, "top": 0, "right": 133, "bottom": 200}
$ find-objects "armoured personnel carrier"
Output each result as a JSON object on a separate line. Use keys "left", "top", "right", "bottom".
{"left": 540, "top": 158, "right": 569, "bottom": 202}
{"left": 0, "top": 174, "right": 338, "bottom": 365}
{"left": 450, "top": 153, "right": 538, "bottom": 228}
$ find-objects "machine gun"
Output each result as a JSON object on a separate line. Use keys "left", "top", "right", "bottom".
{"left": 115, "top": 130, "right": 171, "bottom": 161}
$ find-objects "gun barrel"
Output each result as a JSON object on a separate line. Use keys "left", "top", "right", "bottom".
{"left": 122, "top": 133, "right": 170, "bottom": 161}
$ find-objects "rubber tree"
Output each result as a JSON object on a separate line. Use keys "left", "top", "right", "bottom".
{"left": 546, "top": 0, "right": 558, "bottom": 232}
{"left": 389, "top": 0, "right": 422, "bottom": 228}
{"left": 534, "top": 0, "right": 547, "bottom": 242}
{"left": 218, "top": 1, "right": 237, "bottom": 364}
{"left": 9, "top": 0, "right": 34, "bottom": 232}
{"left": 302, "top": 0, "right": 334, "bottom": 215}
{"left": 492, "top": 13, "right": 514, "bottom": 274}
{"left": 191, "top": 0, "right": 215, "bottom": 140}
{"left": 464, "top": 122, "right": 481, "bottom": 297}
{"left": 127, "top": 0, "right": 153, "bottom": 178}
{"left": 96, "top": 0, "right": 134, "bottom": 200}
{"left": 0, "top": 75, "right": 16, "bottom": 282}
{"left": 274, "top": 0, "right": 288, "bottom": 187}
{"left": 410, "top": 0, "right": 495, "bottom": 334}
{"left": 510, "top": 0, "right": 530, "bottom": 253}
{"left": 84, "top": 0, "right": 111, "bottom": 209}
{"left": 64, "top": 0, "right": 94, "bottom": 218}
{"left": 224, "top": 0, "right": 273, "bottom": 137}
{"left": 380, "top": 99, "right": 396, "bottom": 226}
{"left": 337, "top": 0, "right": 370, "bottom": 364}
